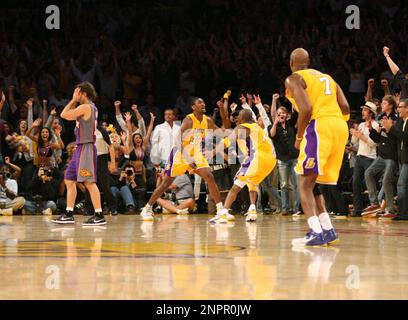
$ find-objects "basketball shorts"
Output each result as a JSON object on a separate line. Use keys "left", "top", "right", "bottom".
{"left": 164, "top": 146, "right": 210, "bottom": 177}
{"left": 234, "top": 151, "right": 276, "bottom": 192}
{"left": 65, "top": 143, "right": 97, "bottom": 183}
{"left": 295, "top": 117, "right": 348, "bottom": 185}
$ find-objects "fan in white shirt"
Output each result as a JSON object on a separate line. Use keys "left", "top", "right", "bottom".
{"left": 150, "top": 108, "right": 180, "bottom": 168}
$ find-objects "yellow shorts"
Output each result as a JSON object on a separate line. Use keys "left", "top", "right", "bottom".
{"left": 296, "top": 117, "right": 348, "bottom": 185}
{"left": 234, "top": 152, "right": 276, "bottom": 192}
{"left": 164, "top": 147, "right": 209, "bottom": 177}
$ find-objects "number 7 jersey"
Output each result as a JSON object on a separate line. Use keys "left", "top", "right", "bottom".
{"left": 286, "top": 68, "right": 343, "bottom": 120}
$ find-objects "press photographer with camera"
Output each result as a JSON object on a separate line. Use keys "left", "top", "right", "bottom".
{"left": 110, "top": 164, "right": 138, "bottom": 214}
{"left": 0, "top": 164, "right": 25, "bottom": 215}
{"left": 23, "top": 166, "right": 62, "bottom": 215}
{"left": 156, "top": 172, "right": 195, "bottom": 215}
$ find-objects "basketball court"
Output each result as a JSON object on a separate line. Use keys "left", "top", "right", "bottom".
{"left": 1, "top": 214, "right": 407, "bottom": 300}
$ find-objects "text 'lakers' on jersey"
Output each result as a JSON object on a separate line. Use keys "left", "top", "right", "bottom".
{"left": 286, "top": 69, "right": 343, "bottom": 120}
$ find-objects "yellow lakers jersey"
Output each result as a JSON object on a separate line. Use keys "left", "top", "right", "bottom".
{"left": 238, "top": 123, "right": 273, "bottom": 156}
{"left": 286, "top": 68, "right": 343, "bottom": 120}
{"left": 182, "top": 113, "right": 208, "bottom": 148}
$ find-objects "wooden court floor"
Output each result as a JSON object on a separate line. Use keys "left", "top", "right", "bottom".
{"left": 1, "top": 214, "right": 408, "bottom": 300}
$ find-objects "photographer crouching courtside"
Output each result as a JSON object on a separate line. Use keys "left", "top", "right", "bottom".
{"left": 0, "top": 164, "right": 25, "bottom": 215}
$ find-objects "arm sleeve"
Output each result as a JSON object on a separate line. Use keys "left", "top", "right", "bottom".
{"left": 255, "top": 103, "right": 271, "bottom": 128}
{"left": 149, "top": 127, "right": 160, "bottom": 165}
{"left": 115, "top": 114, "right": 128, "bottom": 132}
{"left": 45, "top": 115, "right": 54, "bottom": 129}
{"left": 362, "top": 123, "right": 377, "bottom": 147}
{"left": 394, "top": 70, "right": 406, "bottom": 82}
{"left": 6, "top": 179, "right": 18, "bottom": 195}
{"left": 369, "top": 127, "right": 381, "bottom": 143}
{"left": 27, "top": 107, "right": 33, "bottom": 128}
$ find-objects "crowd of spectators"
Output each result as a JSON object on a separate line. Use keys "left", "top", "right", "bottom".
{"left": 1, "top": 0, "right": 408, "bottom": 220}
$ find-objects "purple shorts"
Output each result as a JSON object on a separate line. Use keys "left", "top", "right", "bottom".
{"left": 65, "top": 143, "right": 97, "bottom": 183}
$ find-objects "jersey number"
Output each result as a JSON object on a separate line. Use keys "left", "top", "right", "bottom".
{"left": 319, "top": 77, "right": 332, "bottom": 95}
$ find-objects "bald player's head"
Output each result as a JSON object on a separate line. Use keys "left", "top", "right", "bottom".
{"left": 290, "top": 48, "right": 310, "bottom": 72}
{"left": 238, "top": 109, "right": 254, "bottom": 124}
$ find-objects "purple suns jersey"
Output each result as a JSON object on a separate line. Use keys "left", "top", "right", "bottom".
{"left": 75, "top": 103, "right": 98, "bottom": 145}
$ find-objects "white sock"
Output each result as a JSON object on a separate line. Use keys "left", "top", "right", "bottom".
{"left": 318, "top": 212, "right": 333, "bottom": 230}
{"left": 95, "top": 208, "right": 102, "bottom": 214}
{"left": 248, "top": 204, "right": 256, "bottom": 212}
{"left": 307, "top": 216, "right": 323, "bottom": 234}
{"left": 145, "top": 203, "right": 152, "bottom": 209}
{"left": 216, "top": 202, "right": 223, "bottom": 211}
{"left": 66, "top": 207, "right": 74, "bottom": 212}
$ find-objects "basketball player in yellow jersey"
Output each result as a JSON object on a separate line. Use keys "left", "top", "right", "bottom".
{"left": 210, "top": 109, "right": 276, "bottom": 224}
{"left": 285, "top": 48, "right": 350, "bottom": 247}
{"left": 140, "top": 98, "right": 225, "bottom": 221}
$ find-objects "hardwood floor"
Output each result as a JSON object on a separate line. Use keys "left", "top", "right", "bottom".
{"left": 1, "top": 214, "right": 408, "bottom": 299}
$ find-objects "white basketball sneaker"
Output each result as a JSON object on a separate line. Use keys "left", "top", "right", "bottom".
{"left": 209, "top": 208, "right": 235, "bottom": 224}
{"left": 140, "top": 205, "right": 154, "bottom": 221}
{"left": 245, "top": 208, "right": 257, "bottom": 222}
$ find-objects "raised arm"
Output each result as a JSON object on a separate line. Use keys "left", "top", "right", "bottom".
{"left": 27, "top": 99, "right": 33, "bottom": 128}
{"left": 365, "top": 79, "right": 375, "bottom": 102}
{"left": 220, "top": 90, "right": 232, "bottom": 129}
{"left": 46, "top": 107, "right": 57, "bottom": 129}
{"left": 381, "top": 79, "right": 391, "bottom": 96}
{"left": 51, "top": 125, "right": 64, "bottom": 150}
{"left": 239, "top": 94, "right": 257, "bottom": 121}
{"left": 270, "top": 93, "right": 280, "bottom": 121}
{"left": 253, "top": 94, "right": 271, "bottom": 128}
{"left": 4, "top": 156, "right": 21, "bottom": 180}
{"left": 143, "top": 113, "right": 155, "bottom": 151}
{"left": 132, "top": 104, "right": 146, "bottom": 136}
{"left": 26, "top": 118, "right": 42, "bottom": 142}
{"left": 383, "top": 46, "right": 400, "bottom": 76}
{"left": 60, "top": 88, "right": 86, "bottom": 121}
{"left": 269, "top": 116, "right": 280, "bottom": 138}
{"left": 124, "top": 112, "right": 133, "bottom": 153}
{"left": 42, "top": 99, "right": 49, "bottom": 125}
{"left": 114, "top": 100, "right": 128, "bottom": 132}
